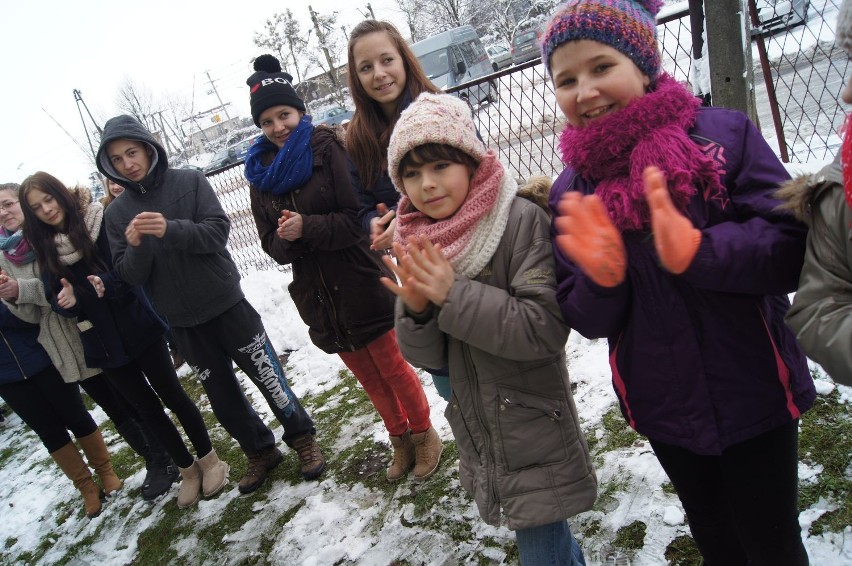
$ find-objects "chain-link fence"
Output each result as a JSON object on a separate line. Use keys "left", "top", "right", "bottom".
{"left": 751, "top": 0, "right": 848, "bottom": 163}
{"left": 208, "top": 1, "right": 845, "bottom": 275}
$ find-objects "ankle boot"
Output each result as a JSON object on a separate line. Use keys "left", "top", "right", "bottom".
{"left": 51, "top": 442, "right": 105, "bottom": 518}
{"left": 177, "top": 460, "right": 202, "bottom": 509}
{"left": 411, "top": 426, "right": 443, "bottom": 482}
{"left": 77, "top": 429, "right": 122, "bottom": 495}
{"left": 197, "top": 449, "right": 229, "bottom": 497}
{"left": 116, "top": 419, "right": 178, "bottom": 500}
{"left": 387, "top": 430, "right": 415, "bottom": 481}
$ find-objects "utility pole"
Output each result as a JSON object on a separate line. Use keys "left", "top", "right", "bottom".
{"left": 72, "top": 89, "right": 102, "bottom": 164}
{"left": 366, "top": 2, "right": 375, "bottom": 19}
{"left": 704, "top": 0, "right": 758, "bottom": 124}
{"left": 309, "top": 5, "right": 342, "bottom": 99}
{"left": 205, "top": 71, "right": 232, "bottom": 121}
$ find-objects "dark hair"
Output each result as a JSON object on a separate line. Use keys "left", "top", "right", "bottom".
{"left": 345, "top": 20, "right": 439, "bottom": 187}
{"left": 19, "top": 172, "right": 105, "bottom": 281}
{"left": 397, "top": 143, "right": 480, "bottom": 178}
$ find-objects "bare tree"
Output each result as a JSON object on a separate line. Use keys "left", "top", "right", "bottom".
{"left": 307, "top": 7, "right": 347, "bottom": 106}
{"left": 486, "top": 0, "right": 553, "bottom": 45}
{"left": 253, "top": 10, "right": 313, "bottom": 84}
{"left": 115, "top": 78, "right": 157, "bottom": 132}
{"left": 394, "top": 0, "right": 428, "bottom": 42}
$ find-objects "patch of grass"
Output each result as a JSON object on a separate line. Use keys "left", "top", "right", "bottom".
{"left": 579, "top": 517, "right": 602, "bottom": 538}
{"left": 303, "top": 369, "right": 380, "bottom": 442}
{"left": 797, "top": 383, "right": 852, "bottom": 536}
{"left": 661, "top": 481, "right": 678, "bottom": 495}
{"left": 664, "top": 534, "right": 703, "bottom": 566}
{"left": 612, "top": 520, "right": 646, "bottom": 551}
{"left": 594, "top": 468, "right": 631, "bottom": 511}
{"left": 601, "top": 407, "right": 640, "bottom": 450}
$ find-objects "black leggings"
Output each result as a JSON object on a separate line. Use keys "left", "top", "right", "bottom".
{"left": 78, "top": 372, "right": 139, "bottom": 429}
{"left": 0, "top": 366, "right": 97, "bottom": 453}
{"left": 104, "top": 340, "right": 211, "bottom": 468}
{"left": 649, "top": 420, "right": 809, "bottom": 566}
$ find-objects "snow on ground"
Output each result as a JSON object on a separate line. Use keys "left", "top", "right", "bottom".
{"left": 1, "top": 266, "right": 848, "bottom": 565}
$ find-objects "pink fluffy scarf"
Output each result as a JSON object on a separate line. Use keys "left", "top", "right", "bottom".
{"left": 560, "top": 73, "right": 723, "bottom": 231}
{"left": 395, "top": 150, "right": 516, "bottom": 277}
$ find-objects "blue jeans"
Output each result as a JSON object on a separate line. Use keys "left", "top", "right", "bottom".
{"left": 430, "top": 373, "right": 452, "bottom": 401}
{"left": 515, "top": 520, "right": 585, "bottom": 566}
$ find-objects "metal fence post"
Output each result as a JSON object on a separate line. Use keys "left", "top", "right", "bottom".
{"left": 704, "top": 0, "right": 760, "bottom": 124}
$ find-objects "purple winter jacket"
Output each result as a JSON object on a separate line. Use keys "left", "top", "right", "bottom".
{"left": 549, "top": 107, "right": 815, "bottom": 455}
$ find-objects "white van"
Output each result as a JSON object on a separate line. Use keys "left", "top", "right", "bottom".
{"left": 411, "top": 26, "right": 495, "bottom": 104}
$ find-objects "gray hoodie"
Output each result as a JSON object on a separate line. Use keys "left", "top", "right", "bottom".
{"left": 96, "top": 115, "right": 243, "bottom": 327}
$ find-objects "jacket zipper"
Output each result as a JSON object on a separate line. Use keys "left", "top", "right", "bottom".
{"left": 464, "top": 346, "right": 499, "bottom": 518}
{"left": 287, "top": 192, "right": 355, "bottom": 352}
{"left": 0, "top": 330, "right": 29, "bottom": 379}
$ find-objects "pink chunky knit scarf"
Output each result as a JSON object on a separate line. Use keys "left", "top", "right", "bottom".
{"left": 395, "top": 150, "right": 515, "bottom": 277}
{"left": 560, "top": 73, "right": 723, "bottom": 231}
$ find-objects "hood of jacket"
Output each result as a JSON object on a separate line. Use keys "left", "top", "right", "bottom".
{"left": 775, "top": 153, "right": 842, "bottom": 224}
{"left": 96, "top": 115, "right": 169, "bottom": 193}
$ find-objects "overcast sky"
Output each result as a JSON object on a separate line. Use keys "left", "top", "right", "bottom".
{"left": 0, "top": 0, "right": 408, "bottom": 186}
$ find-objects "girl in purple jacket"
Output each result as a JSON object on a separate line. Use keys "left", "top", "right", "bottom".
{"left": 540, "top": 1, "right": 813, "bottom": 564}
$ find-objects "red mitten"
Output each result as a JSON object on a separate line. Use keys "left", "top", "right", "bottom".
{"left": 555, "top": 193, "right": 626, "bottom": 287}
{"left": 644, "top": 166, "right": 701, "bottom": 274}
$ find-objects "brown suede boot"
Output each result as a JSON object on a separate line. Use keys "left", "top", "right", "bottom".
{"left": 177, "top": 460, "right": 202, "bottom": 509}
{"left": 197, "top": 449, "right": 229, "bottom": 497}
{"left": 238, "top": 447, "right": 283, "bottom": 494}
{"left": 411, "top": 427, "right": 443, "bottom": 482}
{"left": 291, "top": 434, "right": 325, "bottom": 481}
{"left": 51, "top": 442, "right": 105, "bottom": 518}
{"left": 77, "top": 429, "right": 122, "bottom": 495}
{"left": 387, "top": 431, "right": 415, "bottom": 481}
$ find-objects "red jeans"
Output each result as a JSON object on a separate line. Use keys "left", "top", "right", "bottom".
{"left": 338, "top": 330, "right": 431, "bottom": 436}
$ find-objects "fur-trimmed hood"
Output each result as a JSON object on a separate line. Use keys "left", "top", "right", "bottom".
{"left": 775, "top": 154, "right": 842, "bottom": 224}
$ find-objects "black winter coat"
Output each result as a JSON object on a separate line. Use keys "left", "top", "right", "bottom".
{"left": 48, "top": 223, "right": 166, "bottom": 369}
{"left": 249, "top": 126, "right": 395, "bottom": 354}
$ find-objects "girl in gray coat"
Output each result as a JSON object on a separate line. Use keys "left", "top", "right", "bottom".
{"left": 777, "top": 0, "right": 852, "bottom": 386}
{"left": 382, "top": 93, "right": 597, "bottom": 566}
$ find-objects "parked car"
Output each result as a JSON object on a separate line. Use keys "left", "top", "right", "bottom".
{"left": 203, "top": 134, "right": 262, "bottom": 173}
{"left": 754, "top": 0, "right": 809, "bottom": 36}
{"left": 486, "top": 44, "right": 512, "bottom": 72}
{"left": 412, "top": 25, "right": 496, "bottom": 104}
{"left": 314, "top": 106, "right": 354, "bottom": 126}
{"left": 511, "top": 29, "right": 541, "bottom": 66}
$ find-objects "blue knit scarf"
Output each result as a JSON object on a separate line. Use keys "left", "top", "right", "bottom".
{"left": 244, "top": 115, "right": 314, "bottom": 194}
{"left": 0, "top": 227, "right": 35, "bottom": 266}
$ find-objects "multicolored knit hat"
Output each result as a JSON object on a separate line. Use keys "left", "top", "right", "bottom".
{"left": 387, "top": 93, "right": 487, "bottom": 192}
{"left": 540, "top": 0, "right": 663, "bottom": 78}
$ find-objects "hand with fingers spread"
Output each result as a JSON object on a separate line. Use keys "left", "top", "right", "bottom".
{"left": 554, "top": 192, "right": 626, "bottom": 287}
{"left": 57, "top": 278, "right": 77, "bottom": 309}
{"left": 277, "top": 210, "right": 303, "bottom": 241}
{"left": 0, "top": 270, "right": 19, "bottom": 300}
{"left": 643, "top": 166, "right": 702, "bottom": 274}
{"left": 380, "top": 241, "right": 430, "bottom": 314}
{"left": 87, "top": 275, "right": 105, "bottom": 298}
{"left": 370, "top": 203, "right": 397, "bottom": 251}
{"left": 400, "top": 236, "right": 455, "bottom": 307}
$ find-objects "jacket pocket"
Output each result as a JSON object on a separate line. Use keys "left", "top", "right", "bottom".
{"left": 497, "top": 386, "right": 571, "bottom": 473}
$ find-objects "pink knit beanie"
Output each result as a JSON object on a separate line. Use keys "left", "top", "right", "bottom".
{"left": 387, "top": 93, "right": 487, "bottom": 192}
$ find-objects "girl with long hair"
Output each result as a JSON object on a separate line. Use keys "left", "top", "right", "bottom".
{"left": 345, "top": 20, "right": 454, "bottom": 400}
{"left": 19, "top": 172, "right": 229, "bottom": 510}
